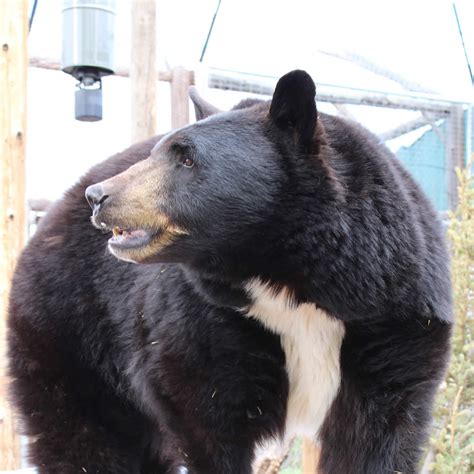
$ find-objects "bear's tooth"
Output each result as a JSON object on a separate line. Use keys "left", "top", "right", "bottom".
{"left": 112, "top": 226, "right": 120, "bottom": 237}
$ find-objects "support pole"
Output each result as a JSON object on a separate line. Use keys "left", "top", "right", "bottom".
{"left": 170, "top": 67, "right": 192, "bottom": 129}
{"left": 130, "top": 0, "right": 157, "bottom": 142}
{"left": 447, "top": 106, "right": 465, "bottom": 209}
{"left": 0, "top": 0, "right": 28, "bottom": 469}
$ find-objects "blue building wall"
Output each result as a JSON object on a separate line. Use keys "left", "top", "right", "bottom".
{"left": 395, "top": 108, "right": 473, "bottom": 211}
{"left": 396, "top": 122, "right": 449, "bottom": 211}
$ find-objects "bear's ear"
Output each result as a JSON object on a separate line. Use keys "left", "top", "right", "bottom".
{"left": 189, "top": 86, "right": 221, "bottom": 121}
{"left": 269, "top": 70, "right": 317, "bottom": 152}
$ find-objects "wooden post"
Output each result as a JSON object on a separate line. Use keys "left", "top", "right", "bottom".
{"left": 170, "top": 67, "right": 192, "bottom": 129}
{"left": 130, "top": 0, "right": 157, "bottom": 142}
{"left": 302, "top": 438, "right": 320, "bottom": 473}
{"left": 0, "top": 0, "right": 28, "bottom": 469}
{"left": 446, "top": 105, "right": 465, "bottom": 209}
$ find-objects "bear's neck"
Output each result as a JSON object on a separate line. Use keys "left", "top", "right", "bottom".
{"left": 181, "top": 266, "right": 251, "bottom": 310}
{"left": 181, "top": 244, "right": 319, "bottom": 311}
{"left": 181, "top": 163, "right": 344, "bottom": 311}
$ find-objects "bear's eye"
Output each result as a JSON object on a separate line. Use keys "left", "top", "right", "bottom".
{"left": 182, "top": 157, "right": 194, "bottom": 168}
{"left": 171, "top": 142, "right": 195, "bottom": 169}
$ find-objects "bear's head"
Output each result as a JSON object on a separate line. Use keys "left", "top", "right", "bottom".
{"left": 85, "top": 70, "right": 338, "bottom": 278}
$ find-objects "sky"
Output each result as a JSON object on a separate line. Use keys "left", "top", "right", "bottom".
{"left": 24, "top": 0, "right": 474, "bottom": 200}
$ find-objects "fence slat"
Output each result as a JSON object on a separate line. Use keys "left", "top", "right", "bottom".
{"left": 130, "top": 0, "right": 157, "bottom": 142}
{"left": 0, "top": 0, "right": 28, "bottom": 469}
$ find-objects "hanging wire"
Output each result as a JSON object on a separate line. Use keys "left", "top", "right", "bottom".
{"left": 453, "top": 2, "right": 473, "bottom": 86}
{"left": 199, "top": 0, "right": 222, "bottom": 63}
{"left": 29, "top": 0, "right": 39, "bottom": 32}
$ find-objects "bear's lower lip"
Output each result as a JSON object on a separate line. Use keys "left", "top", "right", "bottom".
{"left": 108, "top": 228, "right": 156, "bottom": 250}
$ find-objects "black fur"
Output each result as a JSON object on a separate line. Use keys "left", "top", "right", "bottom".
{"left": 8, "top": 70, "right": 452, "bottom": 473}
{"left": 269, "top": 70, "right": 318, "bottom": 152}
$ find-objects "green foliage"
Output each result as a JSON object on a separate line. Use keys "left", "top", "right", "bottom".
{"left": 430, "top": 158, "right": 474, "bottom": 473}
{"left": 280, "top": 437, "right": 302, "bottom": 473}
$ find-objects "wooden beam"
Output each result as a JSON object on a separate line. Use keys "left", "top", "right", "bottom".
{"left": 29, "top": 56, "right": 174, "bottom": 82}
{"left": 130, "top": 0, "right": 157, "bottom": 142}
{"left": 29, "top": 57, "right": 466, "bottom": 116}
{"left": 170, "top": 67, "right": 192, "bottom": 129}
{"left": 0, "top": 0, "right": 28, "bottom": 469}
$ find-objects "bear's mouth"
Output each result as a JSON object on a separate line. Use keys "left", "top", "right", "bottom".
{"left": 108, "top": 226, "right": 156, "bottom": 250}
{"left": 93, "top": 216, "right": 189, "bottom": 263}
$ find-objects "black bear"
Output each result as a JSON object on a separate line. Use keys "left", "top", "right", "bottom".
{"left": 8, "top": 70, "right": 452, "bottom": 473}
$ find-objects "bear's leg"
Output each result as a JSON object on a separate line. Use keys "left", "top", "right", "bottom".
{"left": 8, "top": 317, "right": 168, "bottom": 474}
{"left": 177, "top": 435, "right": 254, "bottom": 474}
{"left": 318, "top": 317, "right": 451, "bottom": 474}
{"left": 153, "top": 394, "right": 263, "bottom": 474}
{"left": 319, "top": 382, "right": 430, "bottom": 474}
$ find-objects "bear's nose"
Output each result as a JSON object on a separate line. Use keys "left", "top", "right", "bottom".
{"left": 85, "top": 184, "right": 109, "bottom": 210}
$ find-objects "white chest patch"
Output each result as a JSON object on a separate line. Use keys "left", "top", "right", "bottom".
{"left": 245, "top": 279, "right": 345, "bottom": 441}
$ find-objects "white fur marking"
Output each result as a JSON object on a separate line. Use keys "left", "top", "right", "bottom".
{"left": 245, "top": 279, "right": 345, "bottom": 440}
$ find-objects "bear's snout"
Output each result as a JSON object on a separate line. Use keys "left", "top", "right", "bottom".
{"left": 85, "top": 183, "right": 109, "bottom": 211}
